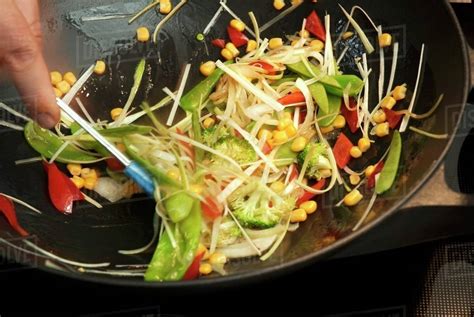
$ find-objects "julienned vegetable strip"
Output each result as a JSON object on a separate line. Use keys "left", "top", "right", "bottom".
{"left": 152, "top": 0, "right": 188, "bottom": 43}
{"left": 339, "top": 5, "right": 375, "bottom": 54}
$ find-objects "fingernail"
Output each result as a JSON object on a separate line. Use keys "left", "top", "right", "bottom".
{"left": 37, "top": 113, "right": 57, "bottom": 129}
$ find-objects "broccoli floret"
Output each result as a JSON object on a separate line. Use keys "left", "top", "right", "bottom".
{"left": 297, "top": 142, "right": 332, "bottom": 179}
{"left": 217, "top": 218, "right": 242, "bottom": 247}
{"left": 212, "top": 135, "right": 257, "bottom": 165}
{"left": 202, "top": 125, "right": 229, "bottom": 146}
{"left": 229, "top": 179, "right": 296, "bottom": 229}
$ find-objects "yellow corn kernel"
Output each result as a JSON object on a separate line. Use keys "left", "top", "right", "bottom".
{"left": 375, "top": 122, "right": 390, "bottom": 137}
{"left": 350, "top": 146, "right": 362, "bottom": 158}
{"left": 53, "top": 87, "right": 63, "bottom": 98}
{"left": 166, "top": 168, "right": 180, "bottom": 181}
{"left": 84, "top": 177, "right": 97, "bottom": 190}
{"left": 221, "top": 48, "right": 234, "bottom": 61}
{"left": 160, "top": 0, "right": 172, "bottom": 14}
{"left": 110, "top": 107, "right": 123, "bottom": 121}
{"left": 320, "top": 125, "right": 334, "bottom": 134}
{"left": 258, "top": 128, "right": 272, "bottom": 141}
{"left": 349, "top": 174, "right": 361, "bottom": 185}
{"left": 300, "top": 200, "right": 317, "bottom": 214}
{"left": 291, "top": 136, "right": 308, "bottom": 152}
{"left": 209, "top": 252, "right": 227, "bottom": 265}
{"left": 379, "top": 33, "right": 392, "bottom": 48}
{"left": 392, "top": 85, "right": 407, "bottom": 101}
{"left": 63, "top": 72, "right": 77, "bottom": 86}
{"left": 273, "top": 130, "right": 289, "bottom": 144}
{"left": 365, "top": 165, "right": 376, "bottom": 178}
{"left": 291, "top": 0, "right": 303, "bottom": 5}
{"left": 225, "top": 42, "right": 240, "bottom": 57}
{"left": 56, "top": 81, "right": 71, "bottom": 95}
{"left": 199, "top": 263, "right": 213, "bottom": 275}
{"left": 285, "top": 124, "right": 297, "bottom": 138}
{"left": 343, "top": 189, "right": 363, "bottom": 207}
{"left": 270, "top": 181, "right": 285, "bottom": 194}
{"left": 333, "top": 115, "right": 346, "bottom": 129}
{"left": 200, "top": 61, "right": 216, "bottom": 77}
{"left": 372, "top": 109, "right": 387, "bottom": 124}
{"left": 136, "top": 26, "right": 150, "bottom": 42}
{"left": 230, "top": 19, "right": 245, "bottom": 32}
{"left": 290, "top": 208, "right": 307, "bottom": 223}
{"left": 269, "top": 38, "right": 283, "bottom": 50}
{"left": 67, "top": 163, "right": 82, "bottom": 176}
{"left": 246, "top": 40, "right": 257, "bottom": 52}
{"left": 299, "top": 30, "right": 310, "bottom": 38}
{"left": 277, "top": 118, "right": 292, "bottom": 131}
{"left": 202, "top": 117, "right": 215, "bottom": 129}
{"left": 116, "top": 143, "right": 126, "bottom": 153}
{"left": 190, "top": 184, "right": 204, "bottom": 195}
{"left": 198, "top": 243, "right": 208, "bottom": 256}
{"left": 50, "top": 71, "right": 62, "bottom": 86}
{"left": 310, "top": 39, "right": 325, "bottom": 52}
{"left": 381, "top": 96, "right": 396, "bottom": 110}
{"left": 273, "top": 0, "right": 286, "bottom": 10}
{"left": 283, "top": 111, "right": 293, "bottom": 120}
{"left": 94, "top": 60, "right": 106, "bottom": 75}
{"left": 342, "top": 31, "right": 354, "bottom": 40}
{"left": 319, "top": 169, "right": 332, "bottom": 179}
{"left": 358, "top": 137, "right": 371, "bottom": 153}
{"left": 70, "top": 176, "right": 85, "bottom": 189}
{"left": 81, "top": 168, "right": 98, "bottom": 180}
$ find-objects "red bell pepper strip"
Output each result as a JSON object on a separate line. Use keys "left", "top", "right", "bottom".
{"left": 106, "top": 158, "right": 124, "bottom": 172}
{"left": 227, "top": 26, "right": 248, "bottom": 48}
{"left": 305, "top": 10, "right": 326, "bottom": 42}
{"left": 182, "top": 251, "right": 205, "bottom": 280}
{"left": 262, "top": 142, "right": 273, "bottom": 155}
{"left": 43, "top": 162, "right": 84, "bottom": 214}
{"left": 297, "top": 178, "right": 326, "bottom": 205}
{"left": 333, "top": 133, "right": 354, "bottom": 169}
{"left": 211, "top": 38, "right": 226, "bottom": 49}
{"left": 176, "top": 128, "right": 195, "bottom": 163}
{"left": 367, "top": 161, "right": 385, "bottom": 189}
{"left": 201, "top": 196, "right": 223, "bottom": 220}
{"left": 0, "top": 195, "right": 28, "bottom": 237}
{"left": 340, "top": 98, "right": 359, "bottom": 133}
{"left": 250, "top": 61, "right": 277, "bottom": 75}
{"left": 383, "top": 108, "right": 403, "bottom": 129}
{"left": 277, "top": 91, "right": 306, "bottom": 106}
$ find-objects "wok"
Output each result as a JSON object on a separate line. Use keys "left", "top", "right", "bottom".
{"left": 0, "top": 0, "right": 469, "bottom": 289}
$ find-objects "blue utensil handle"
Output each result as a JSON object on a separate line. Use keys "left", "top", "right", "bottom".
{"left": 124, "top": 162, "right": 155, "bottom": 197}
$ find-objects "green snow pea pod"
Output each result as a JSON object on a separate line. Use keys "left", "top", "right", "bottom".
{"left": 274, "top": 141, "right": 297, "bottom": 167}
{"left": 309, "top": 82, "right": 329, "bottom": 113}
{"left": 164, "top": 192, "right": 195, "bottom": 223}
{"left": 376, "top": 131, "right": 402, "bottom": 194}
{"left": 318, "top": 94, "right": 342, "bottom": 127}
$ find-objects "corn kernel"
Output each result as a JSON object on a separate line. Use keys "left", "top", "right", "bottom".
{"left": 160, "top": 0, "right": 172, "bottom": 14}
{"left": 319, "top": 169, "right": 332, "bottom": 178}
{"left": 392, "top": 85, "right": 407, "bottom": 101}
{"left": 190, "top": 184, "right": 204, "bottom": 195}
{"left": 56, "top": 81, "right": 71, "bottom": 95}
{"left": 349, "top": 174, "right": 361, "bottom": 185}
{"left": 320, "top": 125, "right": 334, "bottom": 134}
{"left": 285, "top": 124, "right": 297, "bottom": 138}
{"left": 291, "top": 136, "right": 308, "bottom": 152}
{"left": 342, "top": 31, "right": 354, "bottom": 40}
{"left": 379, "top": 33, "right": 392, "bottom": 48}
{"left": 203, "top": 117, "right": 215, "bottom": 129}
{"left": 70, "top": 176, "right": 85, "bottom": 189}
{"left": 300, "top": 200, "right": 317, "bottom": 214}
{"left": 94, "top": 60, "right": 106, "bottom": 75}
{"left": 310, "top": 39, "right": 325, "bottom": 52}
{"left": 63, "top": 72, "right": 77, "bottom": 86}
{"left": 365, "top": 165, "right": 376, "bottom": 178}
{"left": 258, "top": 129, "right": 272, "bottom": 141}
{"left": 290, "top": 208, "right": 307, "bottom": 223}
{"left": 381, "top": 96, "right": 396, "bottom": 110}
{"left": 372, "top": 109, "right": 387, "bottom": 124}
{"left": 291, "top": 0, "right": 303, "bottom": 5}
{"left": 225, "top": 42, "right": 240, "bottom": 57}
{"left": 209, "top": 252, "right": 227, "bottom": 265}
{"left": 67, "top": 163, "right": 82, "bottom": 176}
{"left": 273, "top": 0, "right": 286, "bottom": 10}
{"left": 333, "top": 115, "right": 346, "bottom": 129}
{"left": 81, "top": 168, "right": 98, "bottom": 180}
{"left": 343, "top": 189, "right": 363, "bottom": 206}
{"left": 273, "top": 130, "right": 289, "bottom": 144}
{"left": 200, "top": 61, "right": 216, "bottom": 77}
{"left": 375, "top": 122, "right": 390, "bottom": 137}
{"left": 270, "top": 181, "right": 285, "bottom": 194}
{"left": 116, "top": 143, "right": 126, "bottom": 153}
{"left": 246, "top": 40, "right": 257, "bottom": 52}
{"left": 283, "top": 112, "right": 293, "bottom": 120}
{"left": 110, "top": 107, "right": 123, "bottom": 121}
{"left": 84, "top": 177, "right": 97, "bottom": 190}
{"left": 199, "top": 263, "right": 213, "bottom": 275}
{"left": 299, "top": 30, "right": 310, "bottom": 38}
{"left": 167, "top": 168, "right": 181, "bottom": 181}
{"left": 198, "top": 243, "right": 208, "bottom": 256}
{"left": 277, "top": 118, "right": 292, "bottom": 131}
{"left": 269, "top": 38, "right": 283, "bottom": 50}
{"left": 50, "top": 71, "right": 62, "bottom": 86}
{"left": 136, "top": 26, "right": 150, "bottom": 42}
{"left": 230, "top": 19, "right": 245, "bottom": 32}
{"left": 350, "top": 146, "right": 362, "bottom": 158}
{"left": 221, "top": 48, "right": 234, "bottom": 61}
{"left": 53, "top": 87, "right": 63, "bottom": 98}
{"left": 358, "top": 138, "right": 371, "bottom": 153}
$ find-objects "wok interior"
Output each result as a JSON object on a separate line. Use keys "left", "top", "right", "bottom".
{"left": 0, "top": 0, "right": 466, "bottom": 282}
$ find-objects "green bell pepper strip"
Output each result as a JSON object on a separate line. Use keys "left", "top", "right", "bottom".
{"left": 318, "top": 94, "right": 342, "bottom": 127}
{"left": 144, "top": 199, "right": 202, "bottom": 281}
{"left": 274, "top": 142, "right": 297, "bottom": 167}
{"left": 376, "top": 131, "right": 402, "bottom": 194}
{"left": 123, "top": 137, "right": 182, "bottom": 188}
{"left": 164, "top": 192, "right": 195, "bottom": 223}
{"left": 309, "top": 82, "right": 329, "bottom": 113}
{"left": 24, "top": 122, "right": 99, "bottom": 163}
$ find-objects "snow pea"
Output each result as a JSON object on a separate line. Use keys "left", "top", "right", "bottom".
{"left": 145, "top": 199, "right": 202, "bottom": 281}
{"left": 272, "top": 76, "right": 298, "bottom": 87}
{"left": 164, "top": 192, "right": 195, "bottom": 223}
{"left": 24, "top": 122, "right": 98, "bottom": 163}
{"left": 318, "top": 94, "right": 342, "bottom": 127}
{"left": 309, "top": 82, "right": 329, "bottom": 113}
{"left": 275, "top": 141, "right": 297, "bottom": 167}
{"left": 376, "top": 131, "right": 402, "bottom": 194}
{"left": 70, "top": 122, "right": 153, "bottom": 138}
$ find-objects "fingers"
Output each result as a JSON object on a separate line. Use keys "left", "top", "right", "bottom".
{"left": 14, "top": 0, "right": 42, "bottom": 46}
{"left": 0, "top": 0, "right": 59, "bottom": 128}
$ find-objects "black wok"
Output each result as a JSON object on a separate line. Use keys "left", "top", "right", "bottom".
{"left": 0, "top": 0, "right": 469, "bottom": 289}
